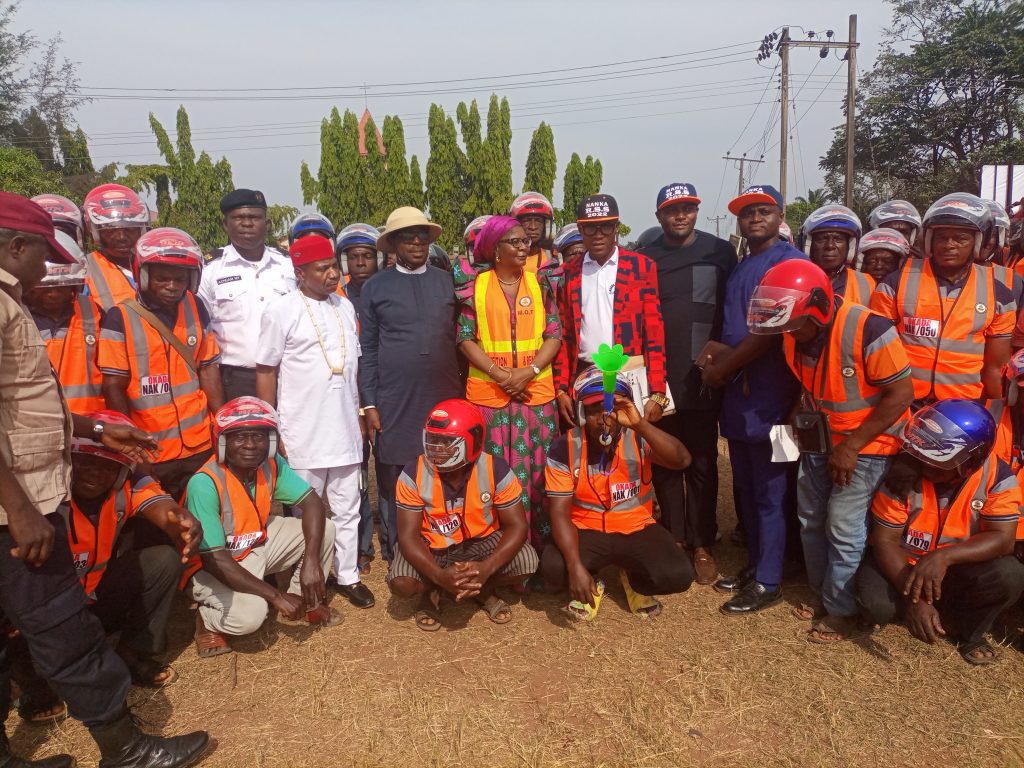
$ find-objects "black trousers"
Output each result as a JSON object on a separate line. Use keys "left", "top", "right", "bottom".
{"left": 0, "top": 513, "right": 129, "bottom": 728}
{"left": 152, "top": 449, "right": 213, "bottom": 502}
{"left": 541, "top": 523, "right": 694, "bottom": 596}
{"left": 375, "top": 461, "right": 404, "bottom": 563}
{"left": 856, "top": 550, "right": 1024, "bottom": 644}
{"left": 221, "top": 364, "right": 258, "bottom": 401}
{"left": 652, "top": 409, "right": 719, "bottom": 548}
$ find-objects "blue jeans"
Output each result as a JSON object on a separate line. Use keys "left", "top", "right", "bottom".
{"left": 797, "top": 453, "right": 891, "bottom": 617}
{"left": 728, "top": 439, "right": 790, "bottom": 589}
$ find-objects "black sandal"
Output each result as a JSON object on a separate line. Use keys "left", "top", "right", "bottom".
{"left": 959, "top": 640, "right": 999, "bottom": 666}
{"left": 125, "top": 656, "right": 179, "bottom": 688}
{"left": 17, "top": 690, "right": 68, "bottom": 725}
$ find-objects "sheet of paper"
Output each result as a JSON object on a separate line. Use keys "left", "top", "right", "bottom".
{"left": 621, "top": 356, "right": 676, "bottom": 416}
{"left": 769, "top": 424, "right": 800, "bottom": 463}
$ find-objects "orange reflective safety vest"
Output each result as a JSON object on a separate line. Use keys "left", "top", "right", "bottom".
{"left": 84, "top": 250, "right": 136, "bottom": 313}
{"left": 782, "top": 301, "right": 909, "bottom": 455}
{"left": 401, "top": 453, "right": 501, "bottom": 549}
{"left": 116, "top": 293, "right": 212, "bottom": 461}
{"left": 181, "top": 456, "right": 277, "bottom": 585}
{"left": 893, "top": 259, "right": 998, "bottom": 401}
{"left": 42, "top": 295, "right": 105, "bottom": 414}
{"left": 465, "top": 269, "right": 555, "bottom": 407}
{"left": 68, "top": 481, "right": 131, "bottom": 600}
{"left": 839, "top": 267, "right": 875, "bottom": 306}
{"left": 524, "top": 248, "right": 553, "bottom": 274}
{"left": 1015, "top": 465, "right": 1024, "bottom": 541}
{"left": 565, "top": 429, "right": 655, "bottom": 534}
{"left": 985, "top": 397, "right": 1013, "bottom": 464}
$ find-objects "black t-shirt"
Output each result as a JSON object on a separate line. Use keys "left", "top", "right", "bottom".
{"left": 640, "top": 230, "right": 737, "bottom": 411}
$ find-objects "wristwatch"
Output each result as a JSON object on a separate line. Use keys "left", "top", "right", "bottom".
{"left": 530, "top": 364, "right": 542, "bottom": 376}
{"left": 649, "top": 393, "right": 670, "bottom": 408}
{"left": 92, "top": 421, "right": 105, "bottom": 439}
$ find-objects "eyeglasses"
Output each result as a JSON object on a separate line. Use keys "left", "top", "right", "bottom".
{"left": 498, "top": 237, "right": 533, "bottom": 249}
{"left": 579, "top": 222, "right": 617, "bottom": 236}
{"left": 395, "top": 228, "right": 431, "bottom": 244}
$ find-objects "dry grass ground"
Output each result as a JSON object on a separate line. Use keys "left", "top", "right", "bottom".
{"left": 8, "top": 447, "right": 1024, "bottom": 767}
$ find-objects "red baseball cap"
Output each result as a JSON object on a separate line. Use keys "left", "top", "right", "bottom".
{"left": 0, "top": 191, "right": 78, "bottom": 264}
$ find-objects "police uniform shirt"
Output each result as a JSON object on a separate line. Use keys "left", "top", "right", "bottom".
{"left": 197, "top": 244, "right": 295, "bottom": 369}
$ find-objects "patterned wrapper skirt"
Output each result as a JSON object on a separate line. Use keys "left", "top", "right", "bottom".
{"left": 476, "top": 399, "right": 559, "bottom": 548}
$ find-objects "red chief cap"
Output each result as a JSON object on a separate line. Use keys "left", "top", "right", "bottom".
{"left": 0, "top": 191, "right": 78, "bottom": 264}
{"left": 289, "top": 234, "right": 336, "bottom": 267}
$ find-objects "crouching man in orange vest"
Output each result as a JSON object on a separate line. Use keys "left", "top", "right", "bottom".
{"left": 542, "top": 367, "right": 694, "bottom": 620}
{"left": 387, "top": 399, "right": 539, "bottom": 630}
{"left": 184, "top": 398, "right": 341, "bottom": 658}
{"left": 8, "top": 410, "right": 203, "bottom": 722}
{"left": 98, "top": 227, "right": 225, "bottom": 500}
{"left": 859, "top": 400, "right": 1024, "bottom": 665}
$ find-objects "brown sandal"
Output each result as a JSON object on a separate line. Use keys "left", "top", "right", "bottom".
{"left": 194, "top": 612, "right": 232, "bottom": 658}
{"left": 791, "top": 601, "right": 825, "bottom": 622}
{"left": 806, "top": 614, "right": 855, "bottom": 644}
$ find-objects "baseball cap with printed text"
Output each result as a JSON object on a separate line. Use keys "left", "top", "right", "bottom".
{"left": 728, "top": 184, "right": 784, "bottom": 216}
{"left": 576, "top": 193, "right": 619, "bottom": 223}
{"left": 656, "top": 183, "right": 701, "bottom": 210}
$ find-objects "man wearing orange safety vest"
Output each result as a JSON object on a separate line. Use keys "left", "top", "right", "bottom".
{"left": 184, "top": 397, "right": 342, "bottom": 657}
{"left": 859, "top": 400, "right": 1024, "bottom": 665}
{"left": 98, "top": 228, "right": 225, "bottom": 499}
{"left": 800, "top": 204, "right": 875, "bottom": 306}
{"left": 6, "top": 409, "right": 203, "bottom": 717}
{"left": 747, "top": 260, "right": 913, "bottom": 643}
{"left": 24, "top": 234, "right": 105, "bottom": 415}
{"left": 388, "top": 399, "right": 539, "bottom": 630}
{"left": 542, "top": 367, "right": 694, "bottom": 620}
{"left": 82, "top": 184, "right": 150, "bottom": 313}
{"left": 870, "top": 193, "right": 1015, "bottom": 409}
{"left": 509, "top": 191, "right": 564, "bottom": 291}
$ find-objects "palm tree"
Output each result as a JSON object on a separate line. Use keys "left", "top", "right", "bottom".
{"left": 794, "top": 188, "right": 829, "bottom": 208}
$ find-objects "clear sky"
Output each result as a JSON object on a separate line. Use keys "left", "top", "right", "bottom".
{"left": 19, "top": 0, "right": 894, "bottom": 239}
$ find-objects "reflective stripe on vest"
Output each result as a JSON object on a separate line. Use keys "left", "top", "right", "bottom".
{"left": 415, "top": 454, "right": 499, "bottom": 549}
{"left": 85, "top": 250, "right": 135, "bottom": 313}
{"left": 50, "top": 296, "right": 105, "bottom": 413}
{"left": 784, "top": 301, "right": 908, "bottom": 454}
{"left": 466, "top": 269, "right": 555, "bottom": 407}
{"left": 841, "top": 268, "right": 874, "bottom": 306}
{"left": 896, "top": 259, "right": 993, "bottom": 401}
{"left": 902, "top": 457, "right": 993, "bottom": 561}
{"left": 180, "top": 457, "right": 277, "bottom": 587}
{"left": 120, "top": 293, "right": 210, "bottom": 461}
{"left": 566, "top": 429, "right": 654, "bottom": 533}
{"left": 68, "top": 482, "right": 130, "bottom": 599}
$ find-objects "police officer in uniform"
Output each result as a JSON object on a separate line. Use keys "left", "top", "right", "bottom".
{"left": 198, "top": 189, "right": 295, "bottom": 400}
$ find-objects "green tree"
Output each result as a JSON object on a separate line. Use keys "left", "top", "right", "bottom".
{"left": 425, "top": 104, "right": 468, "bottom": 251}
{"left": 381, "top": 115, "right": 413, "bottom": 213}
{"left": 523, "top": 121, "right": 557, "bottom": 200}
{"left": 0, "top": 145, "right": 65, "bottom": 196}
{"left": 582, "top": 155, "right": 603, "bottom": 198}
{"left": 457, "top": 99, "right": 487, "bottom": 220}
{"left": 484, "top": 95, "right": 514, "bottom": 214}
{"left": 560, "top": 152, "right": 586, "bottom": 226}
{"left": 820, "top": 0, "right": 1024, "bottom": 217}
{"left": 409, "top": 155, "right": 425, "bottom": 211}
{"left": 362, "top": 113, "right": 388, "bottom": 224}
{"left": 266, "top": 204, "right": 299, "bottom": 243}
{"left": 785, "top": 188, "right": 832, "bottom": 232}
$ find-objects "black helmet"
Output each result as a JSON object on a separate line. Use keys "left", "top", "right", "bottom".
{"left": 428, "top": 242, "right": 451, "bottom": 272}
{"left": 636, "top": 226, "right": 662, "bottom": 249}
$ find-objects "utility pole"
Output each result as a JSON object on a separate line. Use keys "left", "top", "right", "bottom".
{"left": 768, "top": 17, "right": 860, "bottom": 207}
{"left": 722, "top": 153, "right": 765, "bottom": 234}
{"left": 707, "top": 215, "right": 728, "bottom": 238}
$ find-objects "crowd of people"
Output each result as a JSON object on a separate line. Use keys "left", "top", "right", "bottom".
{"left": 2, "top": 174, "right": 1024, "bottom": 766}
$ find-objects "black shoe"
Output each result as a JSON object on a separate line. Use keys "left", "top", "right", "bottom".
{"left": 336, "top": 581, "right": 375, "bottom": 609}
{"left": 0, "top": 732, "right": 74, "bottom": 768}
{"left": 90, "top": 712, "right": 210, "bottom": 768}
{"left": 719, "top": 581, "right": 782, "bottom": 616}
{"left": 713, "top": 566, "right": 755, "bottom": 594}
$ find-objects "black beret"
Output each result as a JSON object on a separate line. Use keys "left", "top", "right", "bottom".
{"left": 220, "top": 188, "right": 267, "bottom": 214}
{"left": 576, "top": 193, "right": 619, "bottom": 222}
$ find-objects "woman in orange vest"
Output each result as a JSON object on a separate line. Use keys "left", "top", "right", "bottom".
{"left": 458, "top": 215, "right": 562, "bottom": 546}
{"left": 542, "top": 367, "right": 694, "bottom": 620}
{"left": 6, "top": 410, "right": 202, "bottom": 723}
{"left": 24, "top": 232, "right": 105, "bottom": 415}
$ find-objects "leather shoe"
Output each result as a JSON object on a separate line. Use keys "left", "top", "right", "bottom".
{"left": 89, "top": 711, "right": 210, "bottom": 768}
{"left": 713, "top": 566, "right": 755, "bottom": 594}
{"left": 692, "top": 547, "right": 719, "bottom": 585}
{"left": 719, "top": 581, "right": 782, "bottom": 616}
{"left": 0, "top": 731, "right": 74, "bottom": 768}
{"left": 336, "top": 581, "right": 375, "bottom": 609}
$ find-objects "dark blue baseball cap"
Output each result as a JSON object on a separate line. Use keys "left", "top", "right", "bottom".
{"left": 729, "top": 184, "right": 784, "bottom": 215}
{"left": 656, "top": 182, "right": 701, "bottom": 210}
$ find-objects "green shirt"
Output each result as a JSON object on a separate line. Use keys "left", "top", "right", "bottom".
{"left": 185, "top": 455, "right": 312, "bottom": 552}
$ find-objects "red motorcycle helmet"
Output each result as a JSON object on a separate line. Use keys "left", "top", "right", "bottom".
{"left": 32, "top": 193, "right": 85, "bottom": 247}
{"left": 70, "top": 410, "right": 139, "bottom": 469}
{"left": 83, "top": 183, "right": 150, "bottom": 243}
{"left": 422, "top": 399, "right": 485, "bottom": 471}
{"left": 463, "top": 215, "right": 492, "bottom": 262}
{"left": 509, "top": 192, "right": 555, "bottom": 242}
{"left": 747, "top": 260, "right": 835, "bottom": 334}
{"left": 133, "top": 227, "right": 203, "bottom": 294}
{"left": 212, "top": 397, "right": 280, "bottom": 463}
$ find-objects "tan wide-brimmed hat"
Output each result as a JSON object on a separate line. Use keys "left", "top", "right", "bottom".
{"left": 376, "top": 206, "right": 442, "bottom": 253}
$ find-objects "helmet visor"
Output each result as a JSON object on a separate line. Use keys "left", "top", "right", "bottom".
{"left": 747, "top": 286, "right": 812, "bottom": 335}
{"left": 902, "top": 408, "right": 973, "bottom": 470}
{"left": 423, "top": 433, "right": 468, "bottom": 471}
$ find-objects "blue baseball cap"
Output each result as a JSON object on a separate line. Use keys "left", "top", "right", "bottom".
{"left": 656, "top": 182, "right": 701, "bottom": 210}
{"left": 729, "top": 184, "right": 784, "bottom": 215}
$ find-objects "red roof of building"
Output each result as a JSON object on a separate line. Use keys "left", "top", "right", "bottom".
{"left": 358, "top": 109, "right": 386, "bottom": 157}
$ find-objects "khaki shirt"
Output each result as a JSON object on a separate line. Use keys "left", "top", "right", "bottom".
{"left": 0, "top": 267, "right": 72, "bottom": 524}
